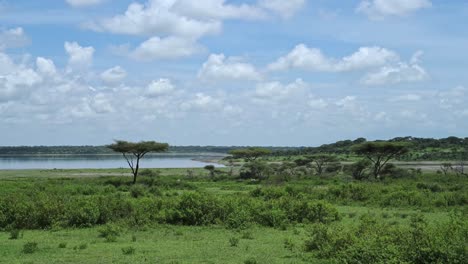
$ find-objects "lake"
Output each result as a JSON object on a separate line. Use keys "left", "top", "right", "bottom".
{"left": 0, "top": 154, "right": 225, "bottom": 170}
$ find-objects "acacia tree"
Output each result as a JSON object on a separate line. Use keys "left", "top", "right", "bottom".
{"left": 352, "top": 142, "right": 409, "bottom": 179}
{"left": 107, "top": 140, "right": 169, "bottom": 184}
{"left": 309, "top": 154, "right": 339, "bottom": 176}
{"left": 228, "top": 147, "right": 272, "bottom": 162}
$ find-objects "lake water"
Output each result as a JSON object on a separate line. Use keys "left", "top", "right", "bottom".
{"left": 0, "top": 155, "right": 225, "bottom": 170}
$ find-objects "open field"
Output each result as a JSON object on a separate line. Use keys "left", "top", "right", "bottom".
{"left": 0, "top": 166, "right": 466, "bottom": 263}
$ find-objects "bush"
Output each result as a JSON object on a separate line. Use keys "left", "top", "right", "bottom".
{"left": 130, "top": 184, "right": 148, "bottom": 198}
{"left": 122, "top": 246, "right": 136, "bottom": 255}
{"left": 229, "top": 237, "right": 239, "bottom": 247}
{"left": 58, "top": 242, "right": 67, "bottom": 249}
{"left": 244, "top": 258, "right": 258, "bottom": 264}
{"left": 9, "top": 229, "right": 21, "bottom": 240}
{"left": 344, "top": 159, "right": 371, "bottom": 180}
{"left": 98, "top": 223, "right": 122, "bottom": 242}
{"left": 66, "top": 198, "right": 100, "bottom": 227}
{"left": 22, "top": 242, "right": 38, "bottom": 254}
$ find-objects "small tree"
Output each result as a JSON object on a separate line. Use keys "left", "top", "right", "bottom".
{"left": 204, "top": 165, "right": 216, "bottom": 178}
{"left": 309, "top": 154, "right": 339, "bottom": 176}
{"left": 228, "top": 147, "right": 271, "bottom": 162}
{"left": 352, "top": 142, "right": 409, "bottom": 179}
{"left": 440, "top": 163, "right": 452, "bottom": 176}
{"left": 107, "top": 140, "right": 169, "bottom": 184}
{"left": 345, "top": 159, "right": 372, "bottom": 180}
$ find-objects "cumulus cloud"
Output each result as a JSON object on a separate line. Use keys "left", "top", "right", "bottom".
{"left": 145, "top": 78, "right": 176, "bottom": 97}
{"left": 85, "top": 0, "right": 221, "bottom": 38}
{"left": 172, "top": 0, "right": 265, "bottom": 20}
{"left": 198, "top": 54, "right": 261, "bottom": 82}
{"left": 100, "top": 66, "right": 126, "bottom": 84}
{"left": 64, "top": 42, "right": 95, "bottom": 70}
{"left": 0, "top": 27, "right": 30, "bottom": 50}
{"left": 259, "top": 0, "right": 306, "bottom": 19}
{"left": 308, "top": 97, "right": 328, "bottom": 109}
{"left": 131, "top": 36, "right": 202, "bottom": 60}
{"left": 36, "top": 57, "right": 57, "bottom": 76}
{"left": 357, "top": 0, "right": 432, "bottom": 19}
{"left": 253, "top": 79, "right": 307, "bottom": 102}
{"left": 268, "top": 45, "right": 399, "bottom": 72}
{"left": 85, "top": 0, "right": 305, "bottom": 61}
{"left": 361, "top": 51, "right": 428, "bottom": 85}
{"left": 180, "top": 92, "right": 223, "bottom": 111}
{"left": 0, "top": 53, "right": 42, "bottom": 102}
{"left": 66, "top": 0, "right": 106, "bottom": 7}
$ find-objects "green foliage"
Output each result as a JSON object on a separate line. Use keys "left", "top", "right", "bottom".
{"left": 58, "top": 242, "right": 67, "bottom": 249}
{"left": 98, "top": 223, "right": 122, "bottom": 242}
{"left": 130, "top": 184, "right": 148, "bottom": 198}
{"left": 229, "top": 237, "right": 239, "bottom": 247}
{"left": 9, "top": 229, "right": 22, "bottom": 239}
{"left": 344, "top": 159, "right": 372, "bottom": 180}
{"left": 240, "top": 161, "right": 273, "bottom": 180}
{"left": 352, "top": 142, "right": 410, "bottom": 179}
{"left": 243, "top": 257, "right": 258, "bottom": 264}
{"left": 22, "top": 242, "right": 38, "bottom": 254}
{"left": 107, "top": 140, "right": 169, "bottom": 184}
{"left": 122, "top": 246, "right": 136, "bottom": 255}
{"left": 228, "top": 148, "right": 272, "bottom": 162}
{"left": 303, "top": 213, "right": 468, "bottom": 263}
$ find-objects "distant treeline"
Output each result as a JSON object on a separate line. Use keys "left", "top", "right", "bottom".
{"left": 273, "top": 136, "right": 468, "bottom": 161}
{"left": 0, "top": 145, "right": 298, "bottom": 155}
{"left": 1, "top": 136, "right": 467, "bottom": 161}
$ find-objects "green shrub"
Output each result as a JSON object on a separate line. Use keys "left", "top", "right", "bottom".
{"left": 58, "top": 242, "right": 67, "bottom": 248}
{"left": 98, "top": 223, "right": 122, "bottom": 242}
{"left": 9, "top": 229, "right": 21, "bottom": 239}
{"left": 66, "top": 198, "right": 100, "bottom": 227}
{"left": 122, "top": 246, "right": 136, "bottom": 255}
{"left": 244, "top": 258, "right": 258, "bottom": 264}
{"left": 229, "top": 237, "right": 239, "bottom": 247}
{"left": 22, "top": 242, "right": 38, "bottom": 254}
{"left": 130, "top": 184, "right": 147, "bottom": 198}
{"left": 78, "top": 243, "right": 87, "bottom": 250}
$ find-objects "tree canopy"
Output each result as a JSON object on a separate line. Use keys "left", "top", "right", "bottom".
{"left": 352, "top": 142, "right": 410, "bottom": 179}
{"left": 107, "top": 140, "right": 169, "bottom": 184}
{"left": 228, "top": 147, "right": 272, "bottom": 162}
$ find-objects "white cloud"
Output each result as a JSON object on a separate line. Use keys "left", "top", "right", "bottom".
{"left": 0, "top": 53, "right": 42, "bottom": 102}
{"left": 89, "top": 93, "right": 114, "bottom": 113}
{"left": 66, "top": 0, "right": 106, "bottom": 7}
{"left": 357, "top": 0, "right": 432, "bottom": 19}
{"left": 180, "top": 92, "right": 223, "bottom": 111}
{"left": 0, "top": 27, "right": 30, "bottom": 50}
{"left": 172, "top": 0, "right": 265, "bottom": 20}
{"left": 100, "top": 66, "right": 126, "bottom": 84}
{"left": 259, "top": 0, "right": 305, "bottom": 19}
{"left": 391, "top": 94, "right": 422, "bottom": 101}
{"left": 131, "top": 36, "right": 202, "bottom": 61}
{"left": 64, "top": 42, "right": 95, "bottom": 70}
{"left": 198, "top": 54, "right": 261, "bottom": 81}
{"left": 268, "top": 44, "right": 399, "bottom": 72}
{"left": 254, "top": 79, "right": 307, "bottom": 101}
{"left": 361, "top": 52, "right": 428, "bottom": 86}
{"left": 36, "top": 57, "right": 57, "bottom": 76}
{"left": 85, "top": 0, "right": 221, "bottom": 38}
{"left": 146, "top": 78, "right": 176, "bottom": 97}
{"left": 308, "top": 97, "right": 328, "bottom": 109}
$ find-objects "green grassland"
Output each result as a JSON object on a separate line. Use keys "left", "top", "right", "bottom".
{"left": 0, "top": 167, "right": 466, "bottom": 263}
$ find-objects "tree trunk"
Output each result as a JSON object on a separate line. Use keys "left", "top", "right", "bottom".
{"left": 133, "top": 155, "right": 140, "bottom": 184}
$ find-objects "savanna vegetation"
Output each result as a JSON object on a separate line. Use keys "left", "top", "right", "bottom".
{"left": 0, "top": 139, "right": 467, "bottom": 263}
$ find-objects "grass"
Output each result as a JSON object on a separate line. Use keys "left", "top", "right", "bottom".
{"left": 0, "top": 225, "right": 311, "bottom": 264}
{"left": 0, "top": 167, "right": 466, "bottom": 263}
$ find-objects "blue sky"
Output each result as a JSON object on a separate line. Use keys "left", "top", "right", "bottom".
{"left": 0, "top": 0, "right": 467, "bottom": 146}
